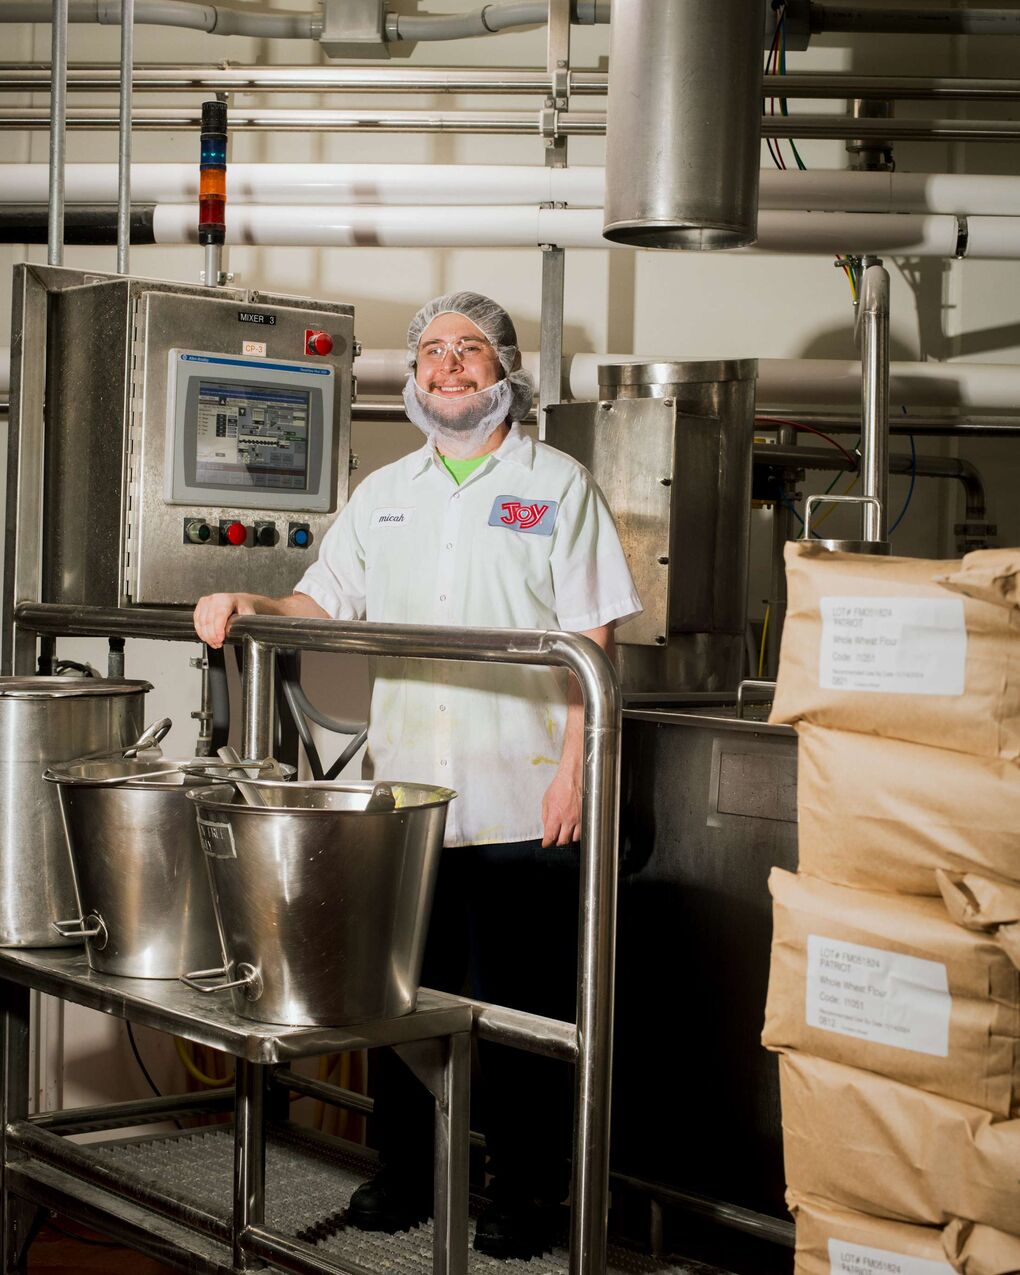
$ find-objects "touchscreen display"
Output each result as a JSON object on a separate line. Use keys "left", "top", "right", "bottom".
{"left": 194, "top": 379, "right": 310, "bottom": 491}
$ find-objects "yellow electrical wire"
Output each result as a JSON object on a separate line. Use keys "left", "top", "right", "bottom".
{"left": 758, "top": 606, "right": 771, "bottom": 678}
{"left": 175, "top": 1037, "right": 234, "bottom": 1087}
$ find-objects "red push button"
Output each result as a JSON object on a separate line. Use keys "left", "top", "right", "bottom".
{"left": 225, "top": 521, "right": 247, "bottom": 546}
{"left": 305, "top": 330, "right": 333, "bottom": 356}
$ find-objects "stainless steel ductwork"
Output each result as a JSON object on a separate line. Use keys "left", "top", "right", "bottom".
{"left": 545, "top": 359, "right": 757, "bottom": 694}
{"left": 602, "top": 0, "right": 765, "bottom": 249}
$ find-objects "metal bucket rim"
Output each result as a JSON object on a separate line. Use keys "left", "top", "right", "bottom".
{"left": 44, "top": 756, "right": 289, "bottom": 789}
{"left": 597, "top": 358, "right": 758, "bottom": 387}
{"left": 0, "top": 676, "right": 153, "bottom": 699}
{"left": 186, "top": 779, "right": 457, "bottom": 814}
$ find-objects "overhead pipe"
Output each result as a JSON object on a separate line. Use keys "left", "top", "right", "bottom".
{"left": 756, "top": 444, "right": 989, "bottom": 522}
{"left": 6, "top": 66, "right": 1020, "bottom": 102}
{"left": 9, "top": 164, "right": 1020, "bottom": 219}
{"left": 1, "top": 347, "right": 1018, "bottom": 422}
{"left": 8, "top": 105, "right": 1020, "bottom": 145}
{"left": 115, "top": 0, "right": 132, "bottom": 275}
{"left": 125, "top": 205, "right": 1020, "bottom": 258}
{"left": 810, "top": 2, "right": 1020, "bottom": 36}
{"left": 4, "top": 0, "right": 323, "bottom": 38}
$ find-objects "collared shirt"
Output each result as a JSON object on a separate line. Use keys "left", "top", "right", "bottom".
{"left": 295, "top": 425, "right": 641, "bottom": 846}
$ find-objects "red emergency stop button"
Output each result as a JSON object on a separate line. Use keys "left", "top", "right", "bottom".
{"left": 305, "top": 330, "right": 333, "bottom": 356}
{"left": 224, "top": 521, "right": 247, "bottom": 546}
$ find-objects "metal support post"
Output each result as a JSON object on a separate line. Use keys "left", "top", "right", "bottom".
{"left": 47, "top": 0, "right": 69, "bottom": 266}
{"left": 1, "top": 982, "right": 32, "bottom": 1273}
{"left": 233, "top": 1059, "right": 266, "bottom": 1271}
{"left": 241, "top": 637, "right": 274, "bottom": 759}
{"left": 544, "top": 0, "right": 571, "bottom": 167}
{"left": 538, "top": 245, "right": 565, "bottom": 438}
{"left": 766, "top": 426, "right": 795, "bottom": 678}
{"left": 858, "top": 259, "right": 891, "bottom": 542}
{"left": 394, "top": 1034, "right": 470, "bottom": 1275}
{"left": 116, "top": 0, "right": 134, "bottom": 275}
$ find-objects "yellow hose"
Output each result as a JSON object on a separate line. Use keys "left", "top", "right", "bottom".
{"left": 175, "top": 1037, "right": 234, "bottom": 1087}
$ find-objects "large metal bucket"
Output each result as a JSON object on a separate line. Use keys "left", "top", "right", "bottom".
{"left": 0, "top": 677, "right": 150, "bottom": 947}
{"left": 45, "top": 757, "right": 228, "bottom": 978}
{"left": 185, "top": 780, "right": 456, "bottom": 1026}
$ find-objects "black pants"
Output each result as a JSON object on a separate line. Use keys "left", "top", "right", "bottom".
{"left": 372, "top": 838, "right": 580, "bottom": 1203}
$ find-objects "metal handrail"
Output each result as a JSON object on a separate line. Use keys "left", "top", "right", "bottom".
{"left": 14, "top": 600, "right": 621, "bottom": 1275}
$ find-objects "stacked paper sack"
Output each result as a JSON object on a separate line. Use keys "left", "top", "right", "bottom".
{"left": 761, "top": 543, "right": 1020, "bottom": 1275}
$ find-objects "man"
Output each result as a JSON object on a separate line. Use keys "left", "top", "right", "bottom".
{"left": 194, "top": 291, "right": 640, "bottom": 1259}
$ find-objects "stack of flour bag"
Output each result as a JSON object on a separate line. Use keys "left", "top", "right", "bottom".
{"left": 763, "top": 543, "right": 1020, "bottom": 1275}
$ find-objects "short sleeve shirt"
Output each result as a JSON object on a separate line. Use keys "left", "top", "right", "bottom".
{"left": 295, "top": 425, "right": 641, "bottom": 846}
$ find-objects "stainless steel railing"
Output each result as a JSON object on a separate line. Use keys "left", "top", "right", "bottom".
{"left": 14, "top": 600, "right": 622, "bottom": 1275}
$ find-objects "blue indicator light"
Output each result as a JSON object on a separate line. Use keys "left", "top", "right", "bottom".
{"left": 200, "top": 136, "right": 227, "bottom": 167}
{"left": 292, "top": 528, "right": 311, "bottom": 548}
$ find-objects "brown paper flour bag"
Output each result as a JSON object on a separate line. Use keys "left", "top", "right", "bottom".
{"left": 937, "top": 872, "right": 1020, "bottom": 971}
{"left": 942, "top": 1217, "right": 1020, "bottom": 1275}
{"left": 939, "top": 549, "right": 1020, "bottom": 614}
{"left": 764, "top": 870, "right": 1020, "bottom": 1115}
{"left": 779, "top": 1053, "right": 1020, "bottom": 1236}
{"left": 795, "top": 723, "right": 1020, "bottom": 895}
{"left": 790, "top": 1193, "right": 957, "bottom": 1274}
{"left": 770, "top": 543, "right": 1020, "bottom": 762}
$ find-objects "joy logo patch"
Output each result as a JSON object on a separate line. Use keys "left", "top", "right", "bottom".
{"left": 488, "top": 496, "right": 558, "bottom": 537}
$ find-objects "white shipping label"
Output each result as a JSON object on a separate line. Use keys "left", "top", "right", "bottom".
{"left": 828, "top": 1239, "right": 955, "bottom": 1275}
{"left": 806, "top": 934, "right": 951, "bottom": 1058}
{"left": 828, "top": 1239, "right": 954, "bottom": 1275}
{"left": 818, "top": 596, "right": 967, "bottom": 695}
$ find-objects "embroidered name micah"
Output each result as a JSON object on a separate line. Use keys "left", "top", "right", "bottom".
{"left": 379, "top": 514, "right": 405, "bottom": 523}
{"left": 372, "top": 507, "right": 414, "bottom": 527}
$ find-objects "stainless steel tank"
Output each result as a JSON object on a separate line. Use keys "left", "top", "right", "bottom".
{"left": 603, "top": 0, "right": 764, "bottom": 249}
{"left": 185, "top": 780, "right": 455, "bottom": 1026}
{"left": 45, "top": 757, "right": 231, "bottom": 978}
{"left": 0, "top": 677, "right": 150, "bottom": 947}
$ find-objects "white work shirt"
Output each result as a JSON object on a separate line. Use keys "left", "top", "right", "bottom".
{"left": 295, "top": 424, "right": 641, "bottom": 846}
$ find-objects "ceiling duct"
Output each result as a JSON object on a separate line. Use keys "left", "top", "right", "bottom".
{"left": 603, "top": 0, "right": 765, "bottom": 250}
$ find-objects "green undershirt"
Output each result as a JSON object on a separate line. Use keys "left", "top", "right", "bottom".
{"left": 440, "top": 454, "right": 488, "bottom": 485}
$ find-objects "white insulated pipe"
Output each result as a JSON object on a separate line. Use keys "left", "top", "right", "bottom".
{"left": 352, "top": 350, "right": 1020, "bottom": 414}
{"left": 1, "top": 347, "right": 1018, "bottom": 414}
{"left": 141, "top": 205, "right": 1020, "bottom": 257}
{"left": 7, "top": 164, "right": 1020, "bottom": 216}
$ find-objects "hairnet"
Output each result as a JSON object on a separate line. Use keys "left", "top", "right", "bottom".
{"left": 406, "top": 290, "right": 534, "bottom": 422}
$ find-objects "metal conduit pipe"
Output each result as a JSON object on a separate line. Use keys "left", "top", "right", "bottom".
{"left": 6, "top": 66, "right": 1020, "bottom": 102}
{"left": 5, "top": 0, "right": 322, "bottom": 38}
{"left": 756, "top": 412, "right": 1020, "bottom": 437}
{"left": 9, "top": 106, "right": 1020, "bottom": 145}
{"left": 857, "top": 260, "right": 891, "bottom": 542}
{"left": 755, "top": 444, "right": 989, "bottom": 520}
{"left": 810, "top": 2, "right": 1020, "bottom": 36}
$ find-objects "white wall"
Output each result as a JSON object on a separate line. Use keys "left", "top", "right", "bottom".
{"left": 2, "top": 5, "right": 1019, "bottom": 1110}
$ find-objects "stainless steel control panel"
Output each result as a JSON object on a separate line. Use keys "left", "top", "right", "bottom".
{"left": 32, "top": 267, "right": 354, "bottom": 608}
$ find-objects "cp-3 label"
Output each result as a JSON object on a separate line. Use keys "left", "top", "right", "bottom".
{"left": 488, "top": 496, "right": 558, "bottom": 536}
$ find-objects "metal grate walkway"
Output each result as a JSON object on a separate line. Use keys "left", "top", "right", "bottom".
{"left": 88, "top": 1125, "right": 728, "bottom": 1275}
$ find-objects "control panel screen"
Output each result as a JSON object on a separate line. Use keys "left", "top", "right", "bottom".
{"left": 194, "top": 379, "right": 310, "bottom": 492}
{"left": 165, "top": 349, "right": 336, "bottom": 512}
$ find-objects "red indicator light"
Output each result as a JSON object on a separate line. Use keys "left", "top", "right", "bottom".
{"left": 199, "top": 195, "right": 226, "bottom": 228}
{"left": 305, "top": 330, "right": 333, "bottom": 357}
{"left": 225, "top": 521, "right": 247, "bottom": 546}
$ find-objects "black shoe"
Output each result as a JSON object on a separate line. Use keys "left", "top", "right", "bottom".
{"left": 346, "top": 1168, "right": 433, "bottom": 1234}
{"left": 473, "top": 1196, "right": 562, "bottom": 1261}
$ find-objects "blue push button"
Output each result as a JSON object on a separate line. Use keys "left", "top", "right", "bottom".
{"left": 289, "top": 523, "right": 312, "bottom": 549}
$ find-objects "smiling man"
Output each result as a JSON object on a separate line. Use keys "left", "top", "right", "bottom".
{"left": 193, "top": 291, "right": 640, "bottom": 1259}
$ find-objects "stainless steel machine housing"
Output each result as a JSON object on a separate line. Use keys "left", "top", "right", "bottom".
{"left": 546, "top": 359, "right": 757, "bottom": 693}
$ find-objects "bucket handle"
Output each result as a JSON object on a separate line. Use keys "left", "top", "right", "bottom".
{"left": 52, "top": 913, "right": 108, "bottom": 948}
{"left": 180, "top": 963, "right": 263, "bottom": 1002}
{"left": 122, "top": 717, "right": 173, "bottom": 758}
